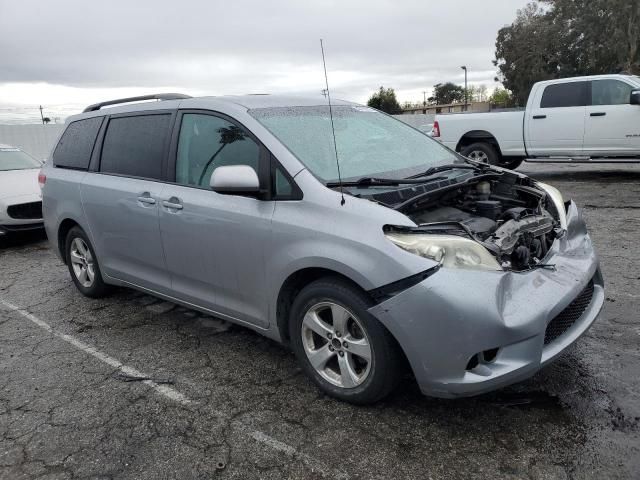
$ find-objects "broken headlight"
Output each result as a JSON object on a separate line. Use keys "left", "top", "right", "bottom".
{"left": 385, "top": 233, "right": 502, "bottom": 271}
{"left": 536, "top": 182, "right": 567, "bottom": 230}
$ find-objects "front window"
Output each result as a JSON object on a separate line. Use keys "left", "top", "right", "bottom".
{"left": 0, "top": 148, "right": 42, "bottom": 171}
{"left": 176, "top": 113, "right": 260, "bottom": 188}
{"left": 592, "top": 80, "right": 634, "bottom": 106}
{"left": 250, "top": 105, "right": 459, "bottom": 183}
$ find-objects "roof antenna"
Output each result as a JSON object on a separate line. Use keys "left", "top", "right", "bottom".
{"left": 320, "top": 39, "right": 346, "bottom": 206}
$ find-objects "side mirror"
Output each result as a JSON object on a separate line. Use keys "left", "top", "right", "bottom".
{"left": 210, "top": 165, "right": 260, "bottom": 195}
{"left": 631, "top": 89, "right": 640, "bottom": 105}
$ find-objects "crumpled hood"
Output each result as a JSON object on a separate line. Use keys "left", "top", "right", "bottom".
{"left": 0, "top": 169, "right": 41, "bottom": 201}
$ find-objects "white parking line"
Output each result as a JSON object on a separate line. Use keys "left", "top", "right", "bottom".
{"left": 247, "top": 430, "right": 349, "bottom": 479}
{"left": 0, "top": 299, "right": 191, "bottom": 405}
{"left": 0, "top": 299, "right": 350, "bottom": 479}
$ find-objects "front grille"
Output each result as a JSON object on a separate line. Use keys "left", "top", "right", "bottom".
{"left": 544, "top": 279, "right": 595, "bottom": 345}
{"left": 7, "top": 201, "right": 42, "bottom": 220}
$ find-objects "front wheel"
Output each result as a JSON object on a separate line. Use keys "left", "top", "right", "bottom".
{"left": 289, "top": 277, "right": 402, "bottom": 404}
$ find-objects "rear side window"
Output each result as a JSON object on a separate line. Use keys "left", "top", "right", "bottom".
{"left": 52, "top": 117, "right": 103, "bottom": 169}
{"left": 100, "top": 114, "right": 171, "bottom": 180}
{"left": 540, "top": 82, "right": 588, "bottom": 108}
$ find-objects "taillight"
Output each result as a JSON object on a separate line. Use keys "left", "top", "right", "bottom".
{"left": 38, "top": 171, "right": 46, "bottom": 189}
{"left": 432, "top": 120, "right": 440, "bottom": 138}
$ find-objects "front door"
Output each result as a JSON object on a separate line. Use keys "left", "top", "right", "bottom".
{"left": 159, "top": 111, "right": 274, "bottom": 327}
{"left": 583, "top": 79, "right": 640, "bottom": 157}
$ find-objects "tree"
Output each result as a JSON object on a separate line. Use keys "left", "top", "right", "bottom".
{"left": 366, "top": 87, "right": 402, "bottom": 114}
{"left": 428, "top": 82, "right": 465, "bottom": 105}
{"left": 43, "top": 117, "right": 51, "bottom": 124}
{"left": 495, "top": 1, "right": 640, "bottom": 105}
{"left": 489, "top": 88, "right": 515, "bottom": 108}
{"left": 475, "top": 85, "right": 489, "bottom": 102}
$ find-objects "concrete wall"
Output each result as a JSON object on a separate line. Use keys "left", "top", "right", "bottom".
{"left": 0, "top": 124, "right": 65, "bottom": 160}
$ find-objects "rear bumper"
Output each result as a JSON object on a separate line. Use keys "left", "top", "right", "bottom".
{"left": 368, "top": 200, "right": 604, "bottom": 398}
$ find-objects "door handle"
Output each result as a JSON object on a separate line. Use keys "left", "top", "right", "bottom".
{"left": 162, "top": 198, "right": 183, "bottom": 210}
{"left": 532, "top": 115, "right": 547, "bottom": 119}
{"left": 137, "top": 194, "right": 156, "bottom": 205}
{"left": 590, "top": 112, "right": 606, "bottom": 117}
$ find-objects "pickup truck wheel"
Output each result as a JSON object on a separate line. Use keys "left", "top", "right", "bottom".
{"left": 461, "top": 142, "right": 500, "bottom": 165}
{"left": 501, "top": 158, "right": 524, "bottom": 170}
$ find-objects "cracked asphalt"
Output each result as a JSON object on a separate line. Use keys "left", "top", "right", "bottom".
{"left": 1, "top": 163, "right": 639, "bottom": 480}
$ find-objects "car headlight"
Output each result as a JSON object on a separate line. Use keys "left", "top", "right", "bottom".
{"left": 536, "top": 182, "right": 567, "bottom": 230}
{"left": 385, "top": 232, "right": 502, "bottom": 271}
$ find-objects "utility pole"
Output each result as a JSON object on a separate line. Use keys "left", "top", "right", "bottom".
{"left": 460, "top": 66, "right": 468, "bottom": 111}
{"left": 422, "top": 91, "right": 427, "bottom": 114}
{"left": 39, "top": 105, "right": 45, "bottom": 124}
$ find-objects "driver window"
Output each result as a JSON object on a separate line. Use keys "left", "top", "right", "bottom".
{"left": 176, "top": 113, "right": 260, "bottom": 187}
{"left": 591, "top": 80, "right": 633, "bottom": 106}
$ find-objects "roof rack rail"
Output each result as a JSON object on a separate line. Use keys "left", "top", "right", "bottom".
{"left": 83, "top": 93, "right": 192, "bottom": 113}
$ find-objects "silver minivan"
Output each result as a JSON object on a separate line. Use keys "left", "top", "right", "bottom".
{"left": 42, "top": 94, "right": 603, "bottom": 403}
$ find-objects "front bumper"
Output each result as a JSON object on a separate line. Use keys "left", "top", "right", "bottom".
{"left": 0, "top": 222, "right": 45, "bottom": 235}
{"left": 369, "top": 201, "right": 604, "bottom": 398}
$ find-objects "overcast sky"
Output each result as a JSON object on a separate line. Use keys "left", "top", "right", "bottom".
{"left": 0, "top": 0, "right": 529, "bottom": 123}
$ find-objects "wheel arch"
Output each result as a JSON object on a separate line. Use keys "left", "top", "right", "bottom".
{"left": 57, "top": 218, "right": 81, "bottom": 264}
{"left": 275, "top": 267, "right": 369, "bottom": 345}
{"left": 456, "top": 130, "right": 503, "bottom": 157}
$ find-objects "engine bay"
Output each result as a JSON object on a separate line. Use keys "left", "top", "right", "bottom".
{"left": 394, "top": 173, "right": 562, "bottom": 271}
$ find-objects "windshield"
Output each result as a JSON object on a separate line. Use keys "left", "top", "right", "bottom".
{"left": 0, "top": 148, "right": 41, "bottom": 171}
{"left": 250, "top": 105, "right": 460, "bottom": 182}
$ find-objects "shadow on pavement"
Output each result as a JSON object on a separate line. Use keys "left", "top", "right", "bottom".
{"left": 0, "top": 229, "right": 47, "bottom": 250}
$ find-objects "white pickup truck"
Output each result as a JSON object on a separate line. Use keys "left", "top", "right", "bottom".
{"left": 432, "top": 74, "right": 640, "bottom": 169}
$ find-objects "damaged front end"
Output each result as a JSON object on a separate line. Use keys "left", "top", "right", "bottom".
{"left": 375, "top": 169, "right": 567, "bottom": 272}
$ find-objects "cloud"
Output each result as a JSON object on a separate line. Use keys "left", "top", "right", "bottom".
{"left": 0, "top": 0, "right": 528, "bottom": 122}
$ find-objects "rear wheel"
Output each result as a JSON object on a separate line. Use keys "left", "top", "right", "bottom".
{"left": 289, "top": 277, "right": 402, "bottom": 404}
{"left": 65, "top": 226, "right": 111, "bottom": 298}
{"left": 461, "top": 142, "right": 500, "bottom": 165}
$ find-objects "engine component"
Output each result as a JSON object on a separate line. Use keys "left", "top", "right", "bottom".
{"left": 489, "top": 215, "right": 555, "bottom": 254}
{"left": 475, "top": 200, "right": 502, "bottom": 220}
{"left": 413, "top": 207, "right": 496, "bottom": 237}
{"left": 511, "top": 245, "right": 531, "bottom": 270}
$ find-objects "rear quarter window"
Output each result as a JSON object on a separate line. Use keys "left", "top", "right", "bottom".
{"left": 99, "top": 114, "right": 171, "bottom": 180}
{"left": 52, "top": 117, "right": 103, "bottom": 169}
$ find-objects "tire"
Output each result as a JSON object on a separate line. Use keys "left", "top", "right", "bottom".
{"left": 65, "top": 226, "right": 111, "bottom": 298}
{"left": 289, "top": 277, "right": 402, "bottom": 404}
{"left": 501, "top": 158, "right": 524, "bottom": 170}
{"left": 461, "top": 142, "right": 500, "bottom": 165}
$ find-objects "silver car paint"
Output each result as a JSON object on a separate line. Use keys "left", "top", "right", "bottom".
{"left": 43, "top": 95, "right": 603, "bottom": 397}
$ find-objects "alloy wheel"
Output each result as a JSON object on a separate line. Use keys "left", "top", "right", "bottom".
{"left": 70, "top": 238, "right": 95, "bottom": 288}
{"left": 301, "top": 301, "right": 372, "bottom": 388}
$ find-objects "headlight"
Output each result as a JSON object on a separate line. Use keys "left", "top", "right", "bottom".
{"left": 385, "top": 233, "right": 502, "bottom": 271}
{"left": 536, "top": 182, "right": 567, "bottom": 230}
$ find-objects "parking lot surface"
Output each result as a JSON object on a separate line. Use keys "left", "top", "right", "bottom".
{"left": 1, "top": 163, "right": 639, "bottom": 480}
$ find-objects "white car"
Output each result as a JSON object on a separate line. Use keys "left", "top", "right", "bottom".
{"left": 432, "top": 74, "right": 640, "bottom": 169}
{"left": 0, "top": 144, "right": 44, "bottom": 236}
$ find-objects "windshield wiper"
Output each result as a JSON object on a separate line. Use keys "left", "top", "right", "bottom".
{"left": 407, "top": 163, "right": 486, "bottom": 180}
{"left": 326, "top": 176, "right": 446, "bottom": 188}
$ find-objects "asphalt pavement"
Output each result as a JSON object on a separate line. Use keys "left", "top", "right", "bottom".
{"left": 1, "top": 163, "right": 639, "bottom": 479}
